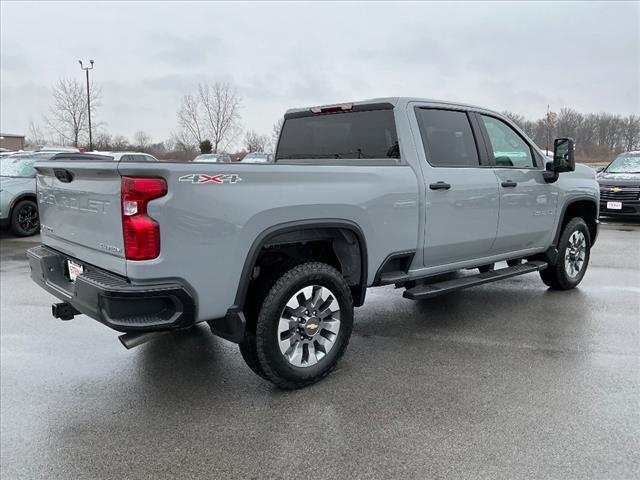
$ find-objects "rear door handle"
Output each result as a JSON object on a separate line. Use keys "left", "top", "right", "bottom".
{"left": 429, "top": 181, "right": 451, "bottom": 190}
{"left": 501, "top": 180, "right": 517, "bottom": 188}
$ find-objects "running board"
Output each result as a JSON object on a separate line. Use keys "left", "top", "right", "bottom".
{"left": 403, "top": 261, "right": 548, "bottom": 300}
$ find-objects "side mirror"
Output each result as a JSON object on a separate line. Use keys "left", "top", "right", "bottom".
{"left": 552, "top": 137, "right": 575, "bottom": 173}
{"left": 595, "top": 166, "right": 605, "bottom": 173}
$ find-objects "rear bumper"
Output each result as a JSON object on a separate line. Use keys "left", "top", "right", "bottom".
{"left": 27, "top": 245, "right": 196, "bottom": 333}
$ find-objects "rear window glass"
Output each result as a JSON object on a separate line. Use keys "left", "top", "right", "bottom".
{"left": 415, "top": 108, "right": 479, "bottom": 167}
{"left": 276, "top": 110, "right": 399, "bottom": 161}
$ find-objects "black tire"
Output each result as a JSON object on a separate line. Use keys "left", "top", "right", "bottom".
{"left": 10, "top": 199, "right": 39, "bottom": 237}
{"left": 539, "top": 217, "right": 591, "bottom": 290}
{"left": 507, "top": 258, "right": 523, "bottom": 267}
{"left": 238, "top": 332, "right": 269, "bottom": 380}
{"left": 478, "top": 263, "right": 495, "bottom": 273}
{"left": 247, "top": 262, "right": 353, "bottom": 389}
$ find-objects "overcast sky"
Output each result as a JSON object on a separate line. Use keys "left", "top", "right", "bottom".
{"left": 1, "top": 1, "right": 639, "bottom": 147}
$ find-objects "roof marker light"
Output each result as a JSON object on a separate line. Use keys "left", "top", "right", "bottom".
{"left": 310, "top": 103, "right": 354, "bottom": 114}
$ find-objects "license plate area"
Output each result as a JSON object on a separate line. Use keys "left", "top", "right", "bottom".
{"left": 606, "top": 201, "right": 622, "bottom": 210}
{"left": 67, "top": 260, "right": 84, "bottom": 282}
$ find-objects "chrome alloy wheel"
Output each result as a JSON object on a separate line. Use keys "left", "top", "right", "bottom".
{"left": 277, "top": 285, "right": 341, "bottom": 367}
{"left": 564, "top": 230, "right": 586, "bottom": 278}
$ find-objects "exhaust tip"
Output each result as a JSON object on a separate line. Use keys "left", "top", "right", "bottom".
{"left": 119, "top": 331, "right": 166, "bottom": 350}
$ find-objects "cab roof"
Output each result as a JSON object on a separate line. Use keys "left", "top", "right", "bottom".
{"left": 284, "top": 97, "right": 503, "bottom": 117}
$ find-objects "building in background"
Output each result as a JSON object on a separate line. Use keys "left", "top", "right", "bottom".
{"left": 0, "top": 133, "right": 25, "bottom": 151}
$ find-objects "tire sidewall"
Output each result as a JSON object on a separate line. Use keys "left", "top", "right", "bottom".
{"left": 556, "top": 218, "right": 591, "bottom": 288}
{"left": 256, "top": 264, "right": 353, "bottom": 384}
{"left": 11, "top": 200, "right": 39, "bottom": 237}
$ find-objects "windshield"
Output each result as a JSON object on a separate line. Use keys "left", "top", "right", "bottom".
{"left": 194, "top": 154, "right": 227, "bottom": 162}
{"left": 0, "top": 153, "right": 54, "bottom": 177}
{"left": 242, "top": 153, "right": 270, "bottom": 163}
{"left": 605, "top": 154, "right": 640, "bottom": 173}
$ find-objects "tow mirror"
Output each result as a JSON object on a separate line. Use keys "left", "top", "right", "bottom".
{"left": 552, "top": 137, "right": 575, "bottom": 173}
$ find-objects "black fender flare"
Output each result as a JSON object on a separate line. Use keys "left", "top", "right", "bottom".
{"left": 233, "top": 219, "right": 368, "bottom": 310}
{"left": 553, "top": 196, "right": 599, "bottom": 247}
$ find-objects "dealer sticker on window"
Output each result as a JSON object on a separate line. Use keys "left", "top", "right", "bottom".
{"left": 607, "top": 201, "right": 622, "bottom": 210}
{"left": 67, "top": 260, "right": 84, "bottom": 282}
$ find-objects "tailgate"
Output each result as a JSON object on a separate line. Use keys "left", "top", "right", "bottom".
{"left": 35, "top": 156, "right": 127, "bottom": 276}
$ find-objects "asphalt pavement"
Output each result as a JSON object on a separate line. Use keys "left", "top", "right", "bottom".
{"left": 1, "top": 220, "right": 639, "bottom": 479}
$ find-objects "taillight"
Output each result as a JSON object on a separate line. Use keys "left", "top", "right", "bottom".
{"left": 121, "top": 177, "right": 167, "bottom": 260}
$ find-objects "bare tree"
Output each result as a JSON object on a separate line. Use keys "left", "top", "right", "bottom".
{"left": 176, "top": 82, "right": 242, "bottom": 153}
{"left": 170, "top": 130, "right": 197, "bottom": 153}
{"left": 112, "top": 135, "right": 130, "bottom": 150}
{"left": 493, "top": 108, "right": 640, "bottom": 162}
{"left": 25, "top": 120, "right": 49, "bottom": 147}
{"left": 177, "top": 93, "right": 205, "bottom": 145}
{"left": 270, "top": 118, "right": 284, "bottom": 152}
{"left": 244, "top": 130, "right": 269, "bottom": 152}
{"left": 501, "top": 111, "right": 526, "bottom": 129}
{"left": 133, "top": 130, "right": 152, "bottom": 150}
{"left": 621, "top": 115, "right": 640, "bottom": 151}
{"left": 93, "top": 132, "right": 113, "bottom": 151}
{"left": 44, "top": 78, "right": 100, "bottom": 147}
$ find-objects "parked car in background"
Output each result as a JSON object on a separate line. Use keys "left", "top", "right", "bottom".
{"left": 0, "top": 148, "right": 16, "bottom": 156}
{"left": 193, "top": 153, "right": 232, "bottom": 163}
{"left": 241, "top": 152, "right": 273, "bottom": 163}
{"left": 597, "top": 151, "right": 640, "bottom": 217}
{"left": 91, "top": 152, "right": 159, "bottom": 162}
{"left": 0, "top": 151, "right": 58, "bottom": 236}
{"left": 37, "top": 146, "right": 81, "bottom": 153}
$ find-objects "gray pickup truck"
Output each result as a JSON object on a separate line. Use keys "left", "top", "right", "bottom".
{"left": 28, "top": 98, "right": 599, "bottom": 388}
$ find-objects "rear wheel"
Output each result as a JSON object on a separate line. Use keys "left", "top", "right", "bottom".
{"left": 239, "top": 333, "right": 268, "bottom": 380}
{"left": 540, "top": 217, "right": 591, "bottom": 290}
{"left": 242, "top": 262, "right": 353, "bottom": 389}
{"left": 10, "top": 200, "right": 39, "bottom": 236}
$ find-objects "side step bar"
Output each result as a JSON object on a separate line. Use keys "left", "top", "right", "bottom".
{"left": 403, "top": 261, "right": 548, "bottom": 300}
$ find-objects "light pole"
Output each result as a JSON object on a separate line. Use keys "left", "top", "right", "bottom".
{"left": 79, "top": 60, "right": 94, "bottom": 151}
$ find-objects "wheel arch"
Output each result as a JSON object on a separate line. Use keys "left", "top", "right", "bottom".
{"left": 234, "top": 219, "right": 368, "bottom": 312}
{"left": 10, "top": 192, "right": 37, "bottom": 213}
{"left": 554, "top": 197, "right": 598, "bottom": 247}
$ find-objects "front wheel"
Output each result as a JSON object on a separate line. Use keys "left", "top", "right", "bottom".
{"left": 245, "top": 262, "right": 354, "bottom": 389}
{"left": 540, "top": 217, "right": 591, "bottom": 290}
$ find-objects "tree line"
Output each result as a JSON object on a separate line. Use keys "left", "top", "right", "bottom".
{"left": 26, "top": 79, "right": 282, "bottom": 161}
{"left": 502, "top": 109, "right": 640, "bottom": 163}
{"left": 25, "top": 78, "right": 638, "bottom": 163}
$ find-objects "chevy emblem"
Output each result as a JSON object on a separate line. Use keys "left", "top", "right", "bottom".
{"left": 611, "top": 187, "right": 622, "bottom": 193}
{"left": 307, "top": 323, "right": 318, "bottom": 331}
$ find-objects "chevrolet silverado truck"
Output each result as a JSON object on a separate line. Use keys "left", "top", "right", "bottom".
{"left": 27, "top": 98, "right": 599, "bottom": 389}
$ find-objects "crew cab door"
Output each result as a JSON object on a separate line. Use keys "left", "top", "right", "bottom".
{"left": 475, "top": 113, "right": 558, "bottom": 254}
{"left": 413, "top": 107, "right": 500, "bottom": 267}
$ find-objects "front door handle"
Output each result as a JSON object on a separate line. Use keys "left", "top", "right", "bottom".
{"left": 501, "top": 180, "right": 517, "bottom": 188}
{"left": 429, "top": 181, "right": 451, "bottom": 190}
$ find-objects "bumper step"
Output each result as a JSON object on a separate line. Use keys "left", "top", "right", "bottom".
{"left": 403, "top": 261, "right": 548, "bottom": 300}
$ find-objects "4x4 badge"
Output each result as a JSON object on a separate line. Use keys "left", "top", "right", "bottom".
{"left": 178, "top": 174, "right": 242, "bottom": 185}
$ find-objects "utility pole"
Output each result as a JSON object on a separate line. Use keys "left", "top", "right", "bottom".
{"left": 79, "top": 60, "right": 94, "bottom": 151}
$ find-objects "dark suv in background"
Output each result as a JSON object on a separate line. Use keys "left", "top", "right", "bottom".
{"left": 597, "top": 151, "right": 640, "bottom": 218}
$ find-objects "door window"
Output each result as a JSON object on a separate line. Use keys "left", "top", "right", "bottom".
{"left": 481, "top": 115, "right": 535, "bottom": 168}
{"left": 415, "top": 109, "right": 479, "bottom": 167}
